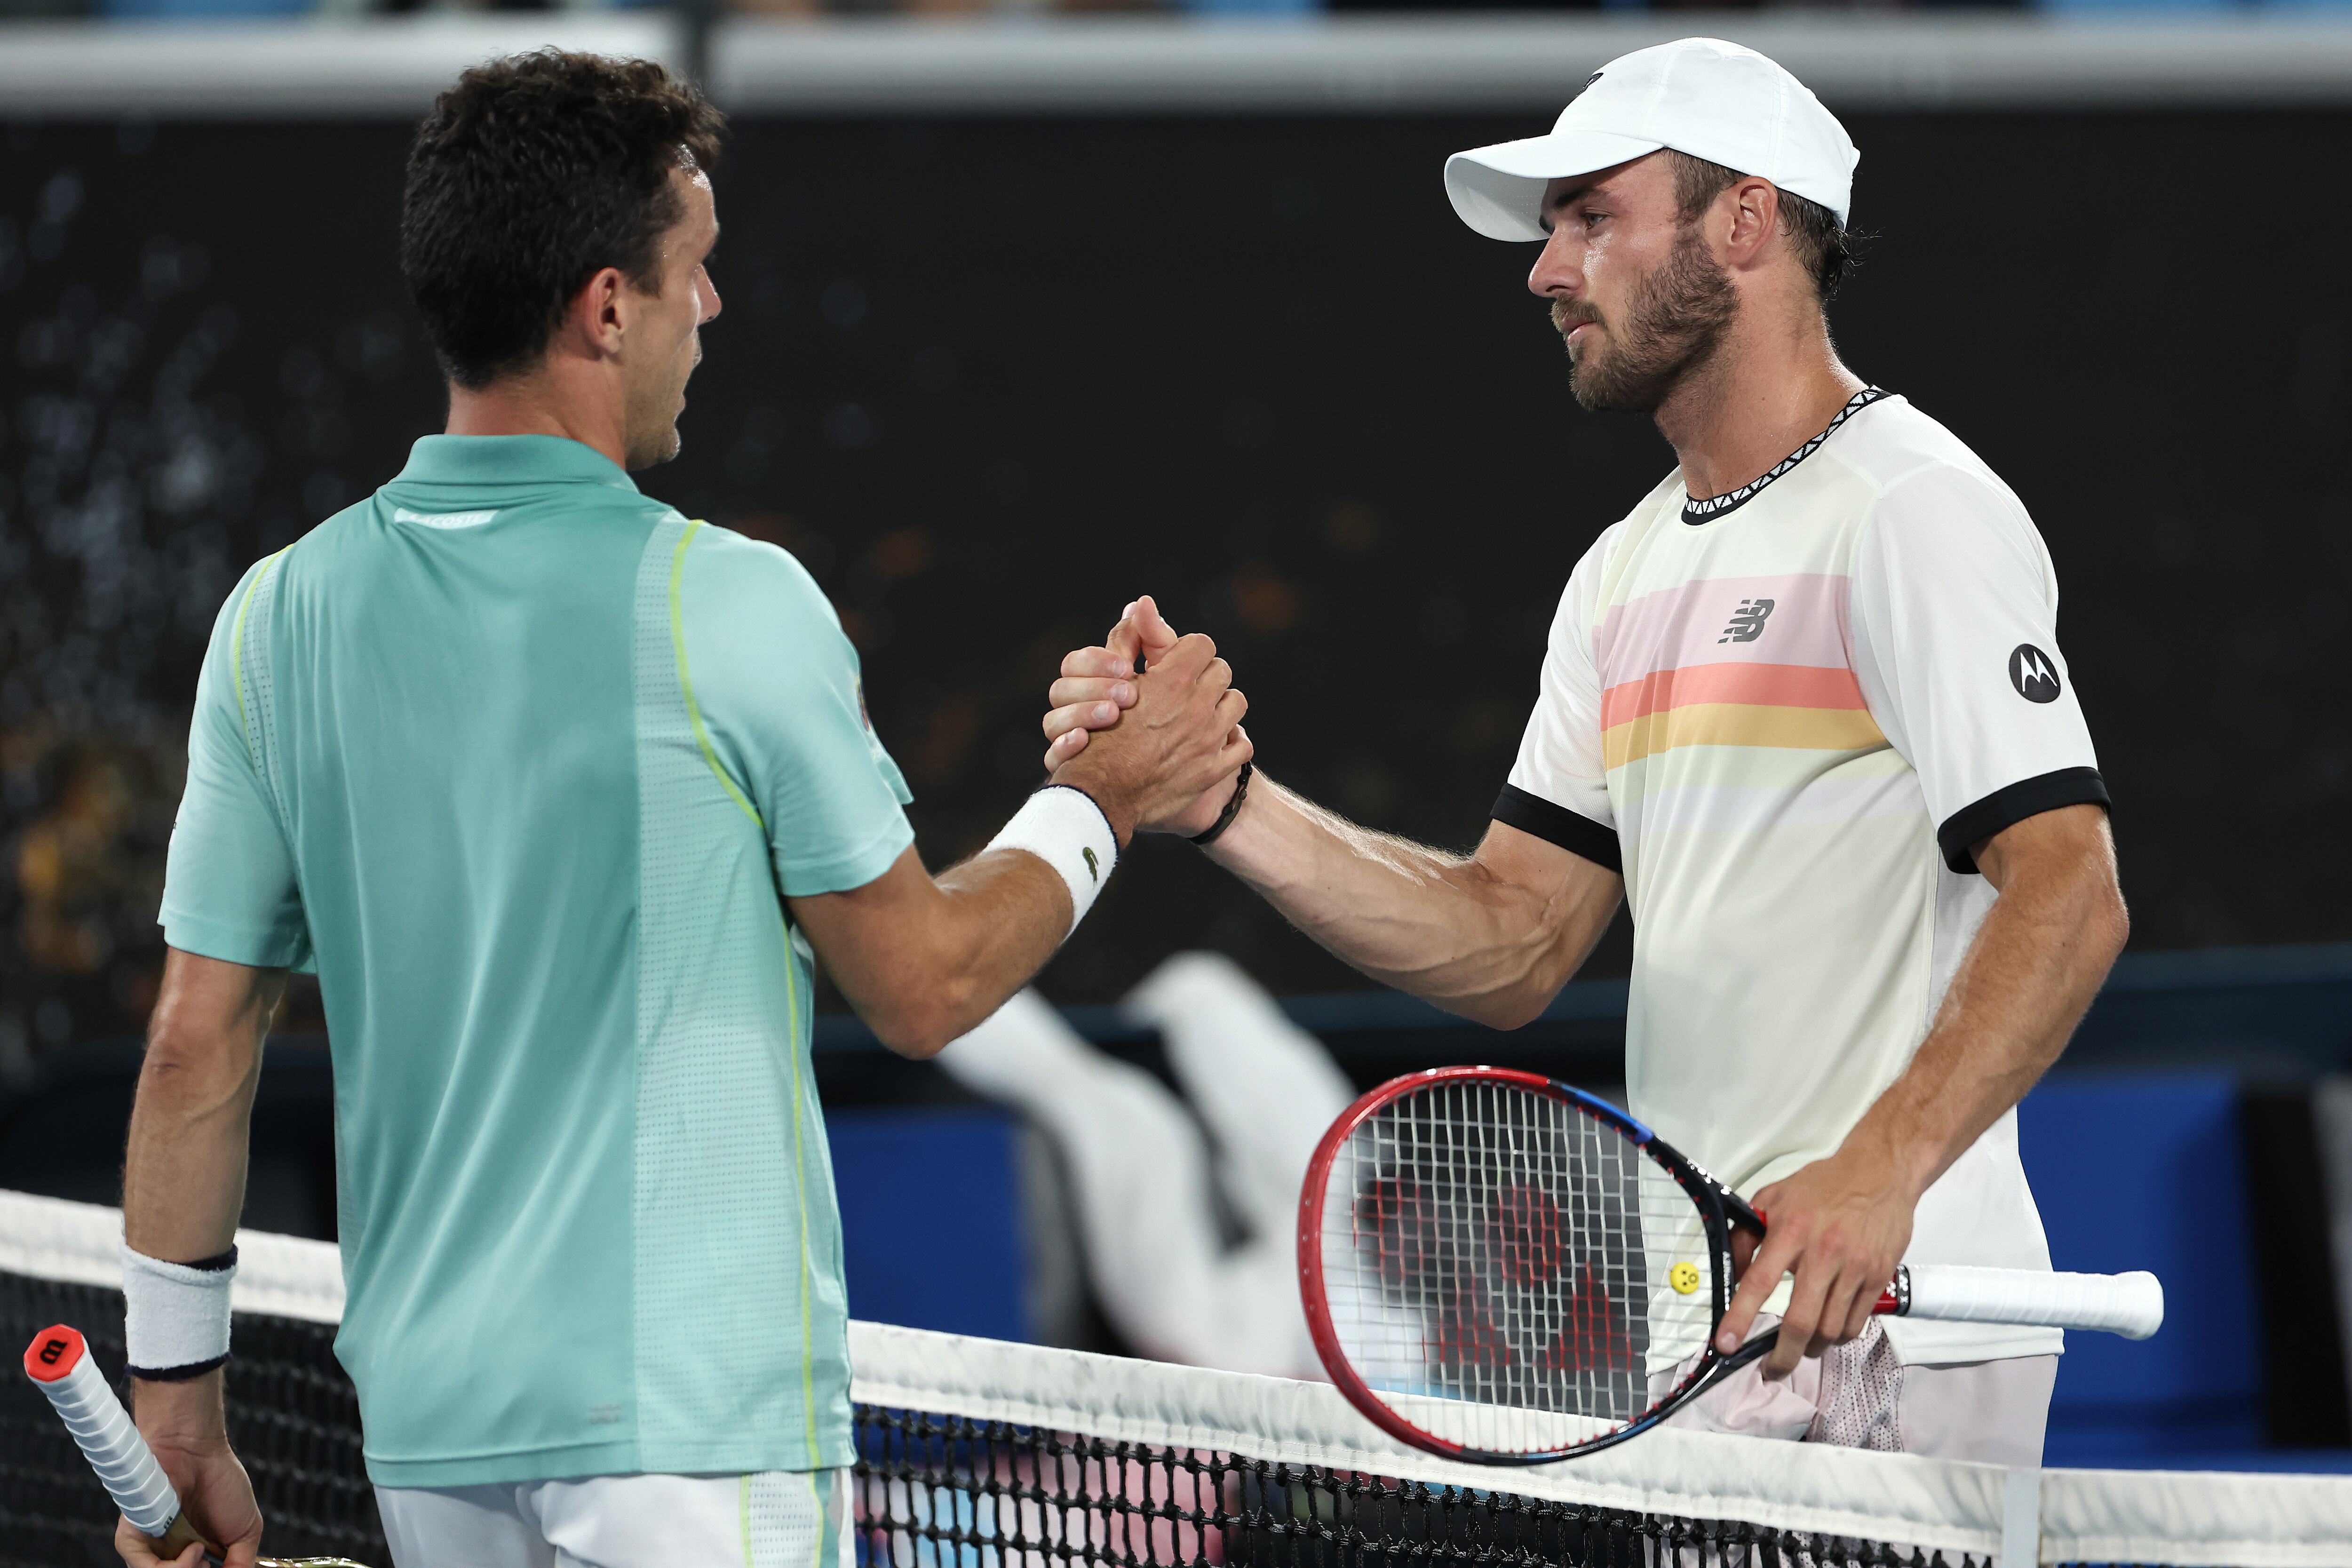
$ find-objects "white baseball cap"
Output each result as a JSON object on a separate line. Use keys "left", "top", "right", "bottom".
{"left": 1445, "top": 37, "right": 1859, "bottom": 241}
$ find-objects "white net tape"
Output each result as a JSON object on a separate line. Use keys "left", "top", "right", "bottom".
{"left": 7, "top": 1189, "right": 2351, "bottom": 1566}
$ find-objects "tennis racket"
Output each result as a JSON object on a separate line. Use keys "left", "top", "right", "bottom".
{"left": 1296, "top": 1067, "right": 2164, "bottom": 1463}
{"left": 23, "top": 1323, "right": 366, "bottom": 1568}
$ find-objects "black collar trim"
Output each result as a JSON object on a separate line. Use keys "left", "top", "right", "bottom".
{"left": 1680, "top": 387, "right": 1890, "bottom": 526}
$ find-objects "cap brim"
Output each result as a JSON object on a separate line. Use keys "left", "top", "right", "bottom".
{"left": 1444, "top": 130, "right": 1667, "bottom": 242}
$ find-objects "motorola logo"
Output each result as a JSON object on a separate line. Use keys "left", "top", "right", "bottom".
{"left": 2010, "top": 645, "right": 2061, "bottom": 703}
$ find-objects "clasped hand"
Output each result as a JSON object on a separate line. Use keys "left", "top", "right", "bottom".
{"left": 1044, "top": 596, "right": 1248, "bottom": 840}
{"left": 1045, "top": 600, "right": 1251, "bottom": 843}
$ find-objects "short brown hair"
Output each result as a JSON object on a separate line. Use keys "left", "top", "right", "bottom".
{"left": 400, "top": 51, "right": 727, "bottom": 389}
{"left": 1666, "top": 150, "right": 1856, "bottom": 301}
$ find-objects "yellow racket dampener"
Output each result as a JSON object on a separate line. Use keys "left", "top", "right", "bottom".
{"left": 1668, "top": 1261, "right": 1702, "bottom": 1295}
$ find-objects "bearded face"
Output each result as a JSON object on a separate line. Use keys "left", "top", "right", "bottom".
{"left": 1551, "top": 219, "right": 1738, "bottom": 414}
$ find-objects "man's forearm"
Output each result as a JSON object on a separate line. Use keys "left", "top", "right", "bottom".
{"left": 123, "top": 954, "right": 279, "bottom": 1264}
{"left": 915, "top": 848, "right": 1085, "bottom": 1044}
{"left": 1708, "top": 808, "right": 2125, "bottom": 1369}
{"left": 791, "top": 844, "right": 1073, "bottom": 1059}
{"left": 1204, "top": 776, "right": 1621, "bottom": 1028}
{"left": 122, "top": 952, "right": 281, "bottom": 1452}
{"left": 1839, "top": 808, "right": 2127, "bottom": 1200}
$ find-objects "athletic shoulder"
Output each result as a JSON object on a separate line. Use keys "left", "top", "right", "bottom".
{"left": 1843, "top": 403, "right": 2058, "bottom": 607}
{"left": 685, "top": 518, "right": 817, "bottom": 574}
{"left": 1583, "top": 470, "right": 1685, "bottom": 569}
{"left": 1564, "top": 475, "right": 1676, "bottom": 591}
{"left": 1543, "top": 518, "right": 1629, "bottom": 650}
{"left": 204, "top": 518, "right": 331, "bottom": 639}
{"left": 1566, "top": 517, "right": 1630, "bottom": 585}
{"left": 675, "top": 523, "right": 863, "bottom": 703}
{"left": 1834, "top": 395, "right": 2023, "bottom": 512}
{"left": 680, "top": 521, "right": 843, "bottom": 632}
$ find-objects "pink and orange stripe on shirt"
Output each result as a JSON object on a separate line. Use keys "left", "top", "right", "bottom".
{"left": 1594, "top": 573, "right": 1885, "bottom": 770}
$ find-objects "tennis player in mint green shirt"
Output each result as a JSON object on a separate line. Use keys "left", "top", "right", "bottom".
{"left": 115, "top": 53, "right": 1250, "bottom": 1568}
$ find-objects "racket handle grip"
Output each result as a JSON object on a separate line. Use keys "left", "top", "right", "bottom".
{"left": 22, "top": 1327, "right": 187, "bottom": 1538}
{"left": 1890, "top": 1264, "right": 2165, "bottom": 1339}
{"left": 158, "top": 1513, "right": 208, "bottom": 1555}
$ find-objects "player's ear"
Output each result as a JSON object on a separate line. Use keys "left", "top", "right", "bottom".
{"left": 564, "top": 266, "right": 628, "bottom": 358}
{"left": 1723, "top": 178, "right": 1780, "bottom": 269}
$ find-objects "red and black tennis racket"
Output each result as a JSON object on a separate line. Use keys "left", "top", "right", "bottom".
{"left": 1297, "top": 1067, "right": 2163, "bottom": 1463}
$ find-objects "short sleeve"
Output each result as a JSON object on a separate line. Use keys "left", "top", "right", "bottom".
{"left": 1850, "top": 465, "right": 2108, "bottom": 874}
{"left": 159, "top": 559, "right": 310, "bottom": 969}
{"left": 679, "top": 527, "right": 916, "bottom": 898}
{"left": 1496, "top": 526, "right": 1622, "bottom": 873}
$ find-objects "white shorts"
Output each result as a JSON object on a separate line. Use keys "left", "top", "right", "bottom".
{"left": 1653, "top": 1319, "right": 2058, "bottom": 1465}
{"left": 375, "top": 1467, "right": 853, "bottom": 1568}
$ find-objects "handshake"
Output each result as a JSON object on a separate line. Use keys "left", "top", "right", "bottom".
{"left": 1037, "top": 595, "right": 1253, "bottom": 846}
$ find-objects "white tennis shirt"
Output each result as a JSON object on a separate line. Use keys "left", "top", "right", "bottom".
{"left": 1500, "top": 390, "right": 2107, "bottom": 1365}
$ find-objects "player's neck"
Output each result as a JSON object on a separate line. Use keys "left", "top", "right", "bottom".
{"left": 1654, "top": 308, "right": 1863, "bottom": 505}
{"left": 444, "top": 358, "right": 629, "bottom": 471}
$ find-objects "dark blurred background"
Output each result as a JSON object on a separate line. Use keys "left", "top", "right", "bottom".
{"left": 1, "top": 104, "right": 2346, "bottom": 1052}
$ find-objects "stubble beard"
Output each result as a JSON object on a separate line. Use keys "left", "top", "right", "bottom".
{"left": 1553, "top": 223, "right": 1739, "bottom": 414}
{"left": 622, "top": 354, "right": 696, "bottom": 471}
{"left": 623, "top": 419, "right": 683, "bottom": 472}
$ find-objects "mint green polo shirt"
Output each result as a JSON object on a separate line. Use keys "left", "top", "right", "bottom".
{"left": 159, "top": 435, "right": 914, "bottom": 1487}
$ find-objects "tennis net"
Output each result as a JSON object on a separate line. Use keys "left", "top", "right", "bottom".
{"left": 3, "top": 1188, "right": 2349, "bottom": 1568}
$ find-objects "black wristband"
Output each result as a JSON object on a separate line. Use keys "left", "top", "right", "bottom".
{"left": 127, "top": 1353, "right": 230, "bottom": 1383}
{"left": 1191, "top": 762, "right": 1253, "bottom": 847}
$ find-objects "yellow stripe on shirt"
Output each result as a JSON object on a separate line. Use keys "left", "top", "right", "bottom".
{"left": 1604, "top": 702, "right": 1887, "bottom": 770}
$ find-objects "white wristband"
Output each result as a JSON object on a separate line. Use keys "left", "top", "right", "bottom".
{"left": 121, "top": 1242, "right": 236, "bottom": 1380}
{"left": 987, "top": 785, "right": 1119, "bottom": 937}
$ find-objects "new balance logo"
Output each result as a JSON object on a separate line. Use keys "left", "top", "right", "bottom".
{"left": 1717, "top": 598, "right": 1775, "bottom": 644}
{"left": 2010, "top": 645, "right": 2062, "bottom": 703}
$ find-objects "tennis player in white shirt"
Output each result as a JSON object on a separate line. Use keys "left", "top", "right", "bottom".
{"left": 1038, "top": 39, "right": 2128, "bottom": 1461}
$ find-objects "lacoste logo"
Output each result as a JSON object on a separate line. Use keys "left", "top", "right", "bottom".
{"left": 1717, "top": 598, "right": 1775, "bottom": 644}
{"left": 1082, "top": 847, "right": 1100, "bottom": 883}
{"left": 2010, "top": 645, "right": 2062, "bottom": 703}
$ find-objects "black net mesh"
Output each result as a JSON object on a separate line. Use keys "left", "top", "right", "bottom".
{"left": 852, "top": 1408, "right": 1982, "bottom": 1568}
{"left": 0, "top": 1273, "right": 384, "bottom": 1568}
{"left": 0, "top": 1265, "right": 2177, "bottom": 1568}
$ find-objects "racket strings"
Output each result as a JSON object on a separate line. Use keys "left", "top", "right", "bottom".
{"left": 1322, "top": 1081, "right": 1721, "bottom": 1453}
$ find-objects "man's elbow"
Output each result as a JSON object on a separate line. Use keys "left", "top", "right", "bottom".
{"left": 2041, "top": 852, "right": 2129, "bottom": 986}
{"left": 1455, "top": 941, "right": 1577, "bottom": 1031}
{"left": 2071, "top": 825, "right": 2130, "bottom": 958}
{"left": 135, "top": 1022, "right": 258, "bottom": 1109}
{"left": 2093, "top": 870, "right": 2130, "bottom": 962}
{"left": 141, "top": 1024, "right": 201, "bottom": 1078}
{"left": 870, "top": 1016, "right": 955, "bottom": 1061}
{"left": 1445, "top": 987, "right": 1552, "bottom": 1033}
{"left": 860, "top": 985, "right": 981, "bottom": 1061}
